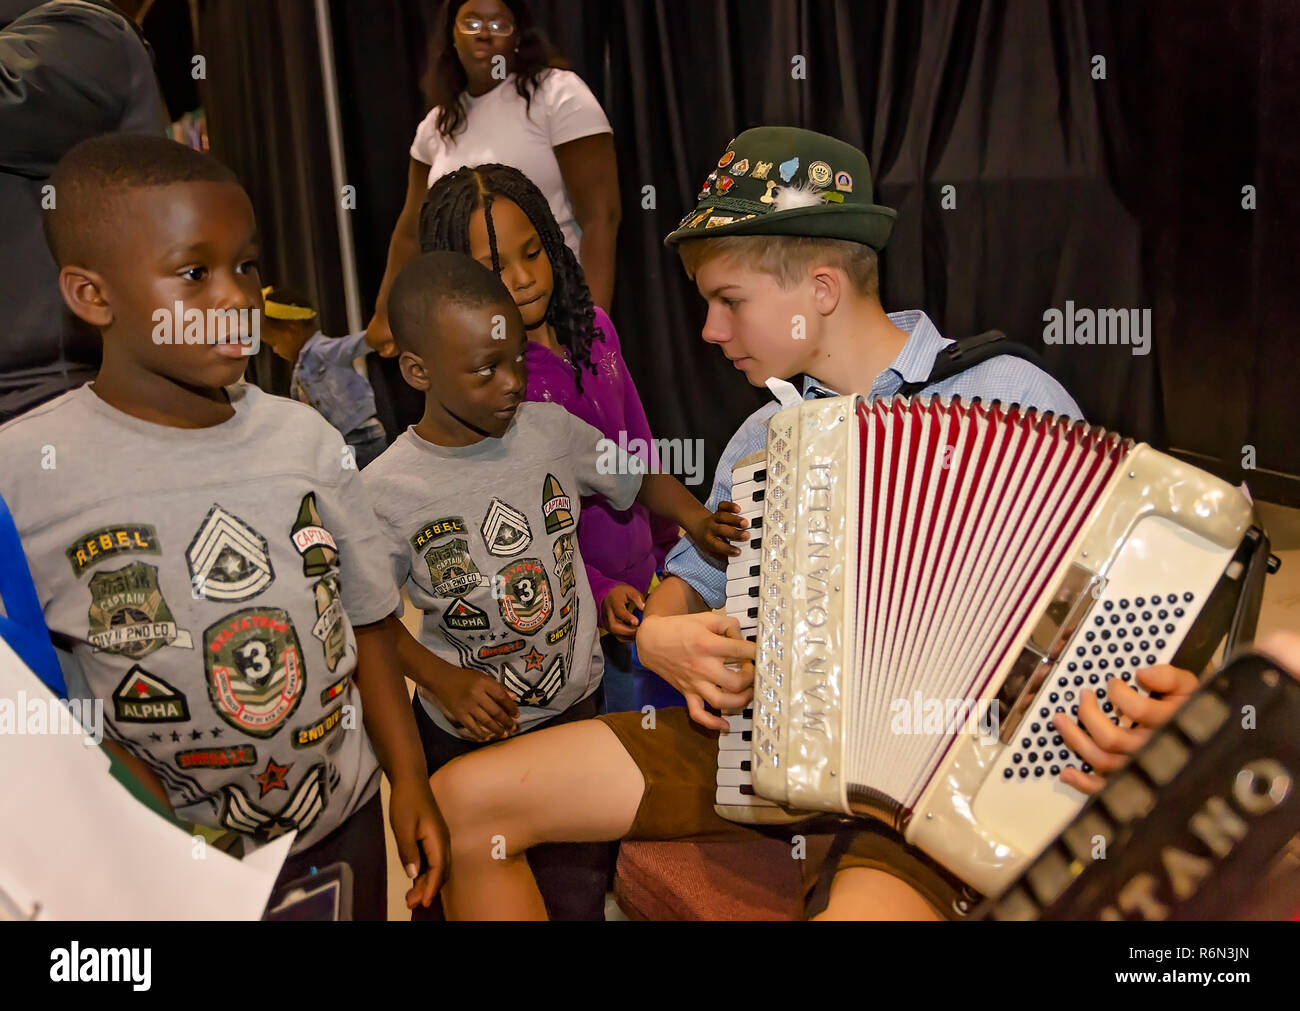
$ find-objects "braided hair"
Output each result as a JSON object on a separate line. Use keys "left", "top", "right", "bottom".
{"left": 419, "top": 163, "right": 599, "bottom": 391}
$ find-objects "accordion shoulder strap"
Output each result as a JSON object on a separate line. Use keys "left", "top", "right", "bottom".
{"left": 897, "top": 329, "right": 1072, "bottom": 400}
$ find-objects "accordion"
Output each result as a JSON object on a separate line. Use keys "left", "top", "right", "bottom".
{"left": 979, "top": 651, "right": 1300, "bottom": 920}
{"left": 719, "top": 393, "right": 1268, "bottom": 897}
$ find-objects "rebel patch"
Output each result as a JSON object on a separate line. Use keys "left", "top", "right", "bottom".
{"left": 410, "top": 515, "right": 467, "bottom": 551}
{"left": 422, "top": 538, "right": 483, "bottom": 597}
{"left": 88, "top": 562, "right": 194, "bottom": 658}
{"left": 501, "top": 653, "right": 567, "bottom": 708}
{"left": 481, "top": 498, "right": 532, "bottom": 556}
{"left": 551, "top": 533, "right": 575, "bottom": 596}
{"left": 292, "top": 493, "right": 339, "bottom": 577}
{"left": 311, "top": 574, "right": 347, "bottom": 672}
{"left": 495, "top": 558, "right": 553, "bottom": 635}
{"left": 204, "top": 607, "right": 305, "bottom": 738}
{"left": 175, "top": 743, "right": 257, "bottom": 770}
{"left": 292, "top": 705, "right": 343, "bottom": 749}
{"left": 443, "top": 597, "right": 490, "bottom": 631}
{"left": 188, "top": 504, "right": 275, "bottom": 602}
{"left": 112, "top": 664, "right": 190, "bottom": 723}
{"left": 220, "top": 762, "right": 329, "bottom": 842}
{"left": 66, "top": 524, "right": 159, "bottom": 578}
{"left": 478, "top": 638, "right": 525, "bottom": 660}
{"left": 541, "top": 474, "right": 574, "bottom": 534}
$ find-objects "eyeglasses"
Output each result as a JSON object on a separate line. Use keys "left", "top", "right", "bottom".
{"left": 456, "top": 16, "right": 515, "bottom": 37}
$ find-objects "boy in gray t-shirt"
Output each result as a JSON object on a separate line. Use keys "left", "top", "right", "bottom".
{"left": 0, "top": 134, "right": 446, "bottom": 919}
{"left": 367, "top": 252, "right": 734, "bottom": 919}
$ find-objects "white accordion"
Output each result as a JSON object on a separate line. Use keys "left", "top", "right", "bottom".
{"left": 719, "top": 394, "right": 1259, "bottom": 897}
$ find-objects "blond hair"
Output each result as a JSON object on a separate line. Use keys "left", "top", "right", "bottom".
{"left": 676, "top": 235, "right": 879, "bottom": 298}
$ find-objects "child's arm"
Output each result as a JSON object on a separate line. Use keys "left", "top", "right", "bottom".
{"left": 353, "top": 615, "right": 448, "bottom": 907}
{"left": 392, "top": 617, "right": 519, "bottom": 741}
{"left": 635, "top": 473, "right": 748, "bottom": 562}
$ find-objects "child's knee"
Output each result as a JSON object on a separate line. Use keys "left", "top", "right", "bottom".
{"left": 430, "top": 753, "right": 528, "bottom": 855}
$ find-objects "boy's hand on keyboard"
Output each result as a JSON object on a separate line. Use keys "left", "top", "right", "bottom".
{"left": 636, "top": 612, "right": 756, "bottom": 731}
{"left": 1052, "top": 663, "right": 1199, "bottom": 794}
{"left": 433, "top": 665, "right": 520, "bottom": 741}
{"left": 690, "top": 501, "right": 749, "bottom": 560}
{"left": 602, "top": 583, "right": 645, "bottom": 640}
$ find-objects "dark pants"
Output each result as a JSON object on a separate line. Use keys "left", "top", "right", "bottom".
{"left": 272, "top": 788, "right": 387, "bottom": 921}
{"left": 411, "top": 688, "right": 612, "bottom": 921}
{"left": 346, "top": 417, "right": 388, "bottom": 470}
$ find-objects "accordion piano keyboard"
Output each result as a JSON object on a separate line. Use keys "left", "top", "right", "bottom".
{"left": 717, "top": 458, "right": 778, "bottom": 810}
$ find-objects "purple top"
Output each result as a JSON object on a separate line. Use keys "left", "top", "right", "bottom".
{"left": 524, "top": 307, "right": 680, "bottom": 610}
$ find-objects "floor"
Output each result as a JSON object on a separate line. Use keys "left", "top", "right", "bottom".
{"left": 380, "top": 499, "right": 1300, "bottom": 920}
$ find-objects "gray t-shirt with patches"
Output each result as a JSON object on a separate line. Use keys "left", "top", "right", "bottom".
{"left": 362, "top": 402, "right": 640, "bottom": 739}
{"left": 0, "top": 383, "right": 400, "bottom": 853}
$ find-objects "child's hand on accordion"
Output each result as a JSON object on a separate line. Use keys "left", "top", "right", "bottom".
{"left": 1051, "top": 663, "right": 1199, "bottom": 794}
{"left": 636, "top": 611, "right": 756, "bottom": 731}
{"left": 689, "top": 500, "right": 749, "bottom": 561}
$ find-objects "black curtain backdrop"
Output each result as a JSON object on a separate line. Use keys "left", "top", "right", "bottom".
{"left": 196, "top": 0, "right": 1300, "bottom": 506}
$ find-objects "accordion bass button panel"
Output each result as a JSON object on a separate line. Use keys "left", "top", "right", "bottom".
{"left": 967, "top": 510, "right": 1241, "bottom": 871}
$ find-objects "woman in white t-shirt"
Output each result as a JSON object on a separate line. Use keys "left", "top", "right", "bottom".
{"left": 368, "top": 0, "right": 620, "bottom": 349}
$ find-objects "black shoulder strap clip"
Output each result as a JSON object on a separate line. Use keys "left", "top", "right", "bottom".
{"left": 896, "top": 330, "right": 1057, "bottom": 398}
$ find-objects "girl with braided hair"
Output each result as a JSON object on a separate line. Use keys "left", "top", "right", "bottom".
{"left": 420, "top": 163, "right": 726, "bottom": 680}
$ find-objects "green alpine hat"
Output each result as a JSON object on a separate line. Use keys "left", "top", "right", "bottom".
{"left": 664, "top": 126, "right": 896, "bottom": 249}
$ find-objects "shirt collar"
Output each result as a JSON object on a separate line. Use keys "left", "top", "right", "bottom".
{"left": 800, "top": 310, "right": 951, "bottom": 400}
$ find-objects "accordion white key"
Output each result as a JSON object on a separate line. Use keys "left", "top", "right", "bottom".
{"left": 718, "top": 393, "right": 1260, "bottom": 896}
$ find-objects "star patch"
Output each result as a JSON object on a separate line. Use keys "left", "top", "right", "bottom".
{"left": 220, "top": 762, "right": 329, "bottom": 843}
{"left": 523, "top": 646, "right": 545, "bottom": 672}
{"left": 254, "top": 756, "right": 291, "bottom": 797}
{"left": 188, "top": 504, "right": 275, "bottom": 602}
{"left": 541, "top": 474, "right": 574, "bottom": 534}
{"left": 500, "top": 654, "right": 567, "bottom": 708}
{"left": 481, "top": 498, "right": 532, "bottom": 556}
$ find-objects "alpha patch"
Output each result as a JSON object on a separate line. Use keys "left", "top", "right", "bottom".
{"left": 501, "top": 653, "right": 566, "bottom": 708}
{"left": 112, "top": 664, "right": 190, "bottom": 723}
{"left": 478, "top": 638, "right": 525, "bottom": 660}
{"left": 311, "top": 574, "right": 347, "bottom": 672}
{"left": 88, "top": 562, "right": 194, "bottom": 658}
{"left": 541, "top": 474, "right": 574, "bottom": 534}
{"left": 495, "top": 558, "right": 553, "bottom": 635}
{"left": 66, "top": 524, "right": 159, "bottom": 578}
{"left": 174, "top": 743, "right": 257, "bottom": 771}
{"left": 291, "top": 493, "right": 339, "bottom": 577}
{"left": 320, "top": 673, "right": 350, "bottom": 706}
{"left": 545, "top": 619, "right": 573, "bottom": 647}
{"left": 291, "top": 705, "right": 343, "bottom": 750}
{"left": 188, "top": 504, "right": 275, "bottom": 602}
{"left": 220, "top": 762, "right": 329, "bottom": 842}
{"left": 481, "top": 498, "right": 532, "bottom": 556}
{"left": 204, "top": 607, "right": 305, "bottom": 738}
{"left": 443, "top": 597, "right": 490, "bottom": 631}
{"left": 422, "top": 538, "right": 483, "bottom": 597}
{"left": 551, "top": 534, "right": 575, "bottom": 596}
{"left": 410, "top": 515, "right": 467, "bottom": 551}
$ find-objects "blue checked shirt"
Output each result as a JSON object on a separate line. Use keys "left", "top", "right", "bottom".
{"left": 665, "top": 310, "right": 1082, "bottom": 608}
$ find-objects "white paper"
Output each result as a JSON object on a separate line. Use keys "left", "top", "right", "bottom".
{"left": 0, "top": 638, "right": 291, "bottom": 919}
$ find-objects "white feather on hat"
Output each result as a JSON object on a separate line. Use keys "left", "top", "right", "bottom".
{"left": 772, "top": 183, "right": 827, "bottom": 213}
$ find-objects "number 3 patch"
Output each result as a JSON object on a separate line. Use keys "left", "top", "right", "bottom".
{"left": 204, "top": 607, "right": 305, "bottom": 738}
{"left": 495, "top": 558, "right": 553, "bottom": 635}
